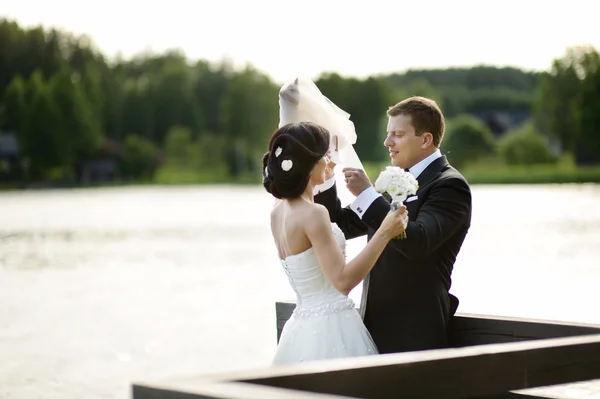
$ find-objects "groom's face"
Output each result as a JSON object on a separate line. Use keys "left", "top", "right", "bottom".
{"left": 384, "top": 114, "right": 426, "bottom": 169}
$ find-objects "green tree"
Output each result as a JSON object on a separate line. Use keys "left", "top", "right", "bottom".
{"left": 346, "top": 77, "right": 392, "bottom": 162}
{"left": 49, "top": 69, "right": 101, "bottom": 175}
{"left": 442, "top": 114, "right": 496, "bottom": 168}
{"left": 534, "top": 45, "right": 600, "bottom": 164}
{"left": 573, "top": 49, "right": 600, "bottom": 164}
{"left": 191, "top": 133, "right": 227, "bottom": 170}
{"left": 398, "top": 78, "right": 445, "bottom": 109}
{"left": 120, "top": 134, "right": 158, "bottom": 179}
{"left": 164, "top": 126, "right": 193, "bottom": 168}
{"left": 385, "top": 66, "right": 538, "bottom": 117}
{"left": 121, "top": 81, "right": 154, "bottom": 142}
{"left": 534, "top": 49, "right": 581, "bottom": 154}
{"left": 150, "top": 55, "right": 203, "bottom": 143}
{"left": 19, "top": 71, "right": 62, "bottom": 179}
{"left": 194, "top": 60, "right": 229, "bottom": 134}
{"left": 220, "top": 66, "right": 278, "bottom": 176}
{"left": 498, "top": 121, "right": 557, "bottom": 166}
{"left": 1, "top": 75, "right": 27, "bottom": 132}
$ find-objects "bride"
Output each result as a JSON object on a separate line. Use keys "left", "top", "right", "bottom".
{"left": 263, "top": 118, "right": 408, "bottom": 365}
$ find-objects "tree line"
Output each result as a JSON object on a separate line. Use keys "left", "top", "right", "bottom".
{"left": 0, "top": 18, "right": 598, "bottom": 185}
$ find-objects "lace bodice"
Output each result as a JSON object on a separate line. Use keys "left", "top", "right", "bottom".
{"left": 280, "top": 223, "right": 355, "bottom": 317}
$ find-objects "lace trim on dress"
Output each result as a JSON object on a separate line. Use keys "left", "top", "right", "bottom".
{"left": 293, "top": 296, "right": 356, "bottom": 318}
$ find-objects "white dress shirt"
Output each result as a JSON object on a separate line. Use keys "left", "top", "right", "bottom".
{"left": 322, "top": 149, "right": 442, "bottom": 218}
{"left": 313, "top": 173, "right": 337, "bottom": 195}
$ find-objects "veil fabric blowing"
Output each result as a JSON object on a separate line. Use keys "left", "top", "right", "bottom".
{"left": 278, "top": 77, "right": 365, "bottom": 206}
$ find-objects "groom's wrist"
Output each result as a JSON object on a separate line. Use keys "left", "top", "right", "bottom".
{"left": 349, "top": 186, "right": 381, "bottom": 219}
{"left": 313, "top": 174, "right": 336, "bottom": 195}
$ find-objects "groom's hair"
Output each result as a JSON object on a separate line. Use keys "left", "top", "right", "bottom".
{"left": 262, "top": 122, "right": 330, "bottom": 199}
{"left": 387, "top": 96, "right": 445, "bottom": 147}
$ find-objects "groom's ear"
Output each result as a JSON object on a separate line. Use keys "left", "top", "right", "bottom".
{"left": 421, "top": 132, "right": 434, "bottom": 148}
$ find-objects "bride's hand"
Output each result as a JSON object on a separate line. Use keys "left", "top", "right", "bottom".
{"left": 379, "top": 205, "right": 408, "bottom": 240}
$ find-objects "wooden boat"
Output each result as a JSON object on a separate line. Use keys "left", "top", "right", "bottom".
{"left": 132, "top": 301, "right": 600, "bottom": 399}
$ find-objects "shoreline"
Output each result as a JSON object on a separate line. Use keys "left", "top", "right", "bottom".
{"left": 2, "top": 163, "right": 600, "bottom": 192}
{"left": 1, "top": 179, "right": 599, "bottom": 193}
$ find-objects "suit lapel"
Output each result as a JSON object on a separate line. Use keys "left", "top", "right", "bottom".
{"left": 415, "top": 155, "right": 449, "bottom": 191}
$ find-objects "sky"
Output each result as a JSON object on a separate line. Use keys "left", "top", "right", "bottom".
{"left": 2, "top": 0, "right": 599, "bottom": 83}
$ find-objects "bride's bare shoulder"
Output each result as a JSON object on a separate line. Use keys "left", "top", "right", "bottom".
{"left": 270, "top": 201, "right": 328, "bottom": 224}
{"left": 304, "top": 203, "right": 330, "bottom": 226}
{"left": 310, "top": 202, "right": 329, "bottom": 216}
{"left": 270, "top": 199, "right": 283, "bottom": 215}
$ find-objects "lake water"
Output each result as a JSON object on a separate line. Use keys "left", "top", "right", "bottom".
{"left": 1, "top": 184, "right": 600, "bottom": 399}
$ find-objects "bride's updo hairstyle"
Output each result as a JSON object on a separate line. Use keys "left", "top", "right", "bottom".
{"left": 262, "top": 122, "right": 330, "bottom": 199}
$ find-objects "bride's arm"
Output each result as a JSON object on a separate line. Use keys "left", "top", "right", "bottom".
{"left": 314, "top": 181, "right": 369, "bottom": 240}
{"left": 305, "top": 204, "right": 401, "bottom": 295}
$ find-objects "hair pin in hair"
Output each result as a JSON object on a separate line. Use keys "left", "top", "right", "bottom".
{"left": 275, "top": 147, "right": 283, "bottom": 157}
{"left": 281, "top": 159, "right": 293, "bottom": 171}
{"left": 264, "top": 166, "right": 269, "bottom": 177}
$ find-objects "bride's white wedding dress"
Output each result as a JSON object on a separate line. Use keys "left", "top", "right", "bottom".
{"left": 273, "top": 223, "right": 379, "bottom": 365}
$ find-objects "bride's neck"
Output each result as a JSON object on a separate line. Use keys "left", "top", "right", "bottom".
{"left": 299, "top": 182, "right": 314, "bottom": 203}
{"left": 284, "top": 182, "right": 315, "bottom": 205}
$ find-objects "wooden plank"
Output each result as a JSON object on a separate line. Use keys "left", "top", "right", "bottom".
{"left": 134, "top": 333, "right": 600, "bottom": 399}
{"left": 276, "top": 301, "right": 600, "bottom": 346}
{"left": 450, "top": 312, "right": 600, "bottom": 347}
{"left": 478, "top": 394, "right": 550, "bottom": 399}
{"left": 133, "top": 303, "right": 600, "bottom": 399}
{"left": 133, "top": 383, "right": 550, "bottom": 399}
{"left": 276, "top": 301, "right": 295, "bottom": 342}
{"left": 133, "top": 381, "right": 359, "bottom": 399}
{"left": 133, "top": 382, "right": 549, "bottom": 399}
{"left": 240, "top": 333, "right": 600, "bottom": 399}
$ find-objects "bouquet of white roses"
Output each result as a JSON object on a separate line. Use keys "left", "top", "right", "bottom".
{"left": 373, "top": 166, "right": 419, "bottom": 239}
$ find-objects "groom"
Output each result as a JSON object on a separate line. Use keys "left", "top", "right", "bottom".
{"left": 314, "top": 96, "right": 472, "bottom": 354}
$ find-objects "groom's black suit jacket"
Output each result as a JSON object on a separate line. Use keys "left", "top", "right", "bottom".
{"left": 314, "top": 156, "right": 472, "bottom": 353}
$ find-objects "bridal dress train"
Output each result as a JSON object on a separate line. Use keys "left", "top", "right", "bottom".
{"left": 273, "top": 223, "right": 378, "bottom": 365}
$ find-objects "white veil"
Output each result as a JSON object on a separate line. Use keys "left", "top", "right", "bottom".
{"left": 278, "top": 77, "right": 364, "bottom": 206}
{"left": 278, "top": 77, "right": 364, "bottom": 171}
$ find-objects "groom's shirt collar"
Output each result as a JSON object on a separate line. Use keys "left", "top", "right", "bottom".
{"left": 407, "top": 149, "right": 442, "bottom": 179}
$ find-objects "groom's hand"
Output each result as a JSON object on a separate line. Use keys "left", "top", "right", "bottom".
{"left": 343, "top": 167, "right": 372, "bottom": 196}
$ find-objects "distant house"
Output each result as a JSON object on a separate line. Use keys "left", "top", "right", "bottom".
{"left": 0, "top": 131, "right": 20, "bottom": 174}
{"left": 470, "top": 110, "right": 532, "bottom": 137}
{"left": 470, "top": 110, "right": 563, "bottom": 155}
{"left": 77, "top": 137, "right": 121, "bottom": 184}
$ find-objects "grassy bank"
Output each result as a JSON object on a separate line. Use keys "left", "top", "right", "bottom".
{"left": 461, "top": 165, "right": 600, "bottom": 184}
{"left": 362, "top": 160, "right": 600, "bottom": 185}
{"left": 462, "top": 156, "right": 600, "bottom": 185}
{"left": 154, "top": 166, "right": 258, "bottom": 185}
{"left": 3, "top": 161, "right": 600, "bottom": 192}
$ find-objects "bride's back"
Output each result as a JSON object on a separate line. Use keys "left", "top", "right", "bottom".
{"left": 271, "top": 198, "right": 350, "bottom": 309}
{"left": 271, "top": 199, "right": 315, "bottom": 260}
